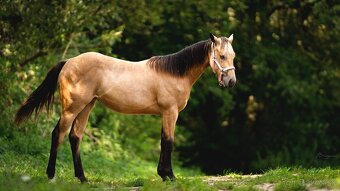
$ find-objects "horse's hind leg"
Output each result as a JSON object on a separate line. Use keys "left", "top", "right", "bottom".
{"left": 69, "top": 99, "right": 96, "bottom": 182}
{"left": 46, "top": 111, "right": 77, "bottom": 180}
{"left": 46, "top": 119, "right": 61, "bottom": 179}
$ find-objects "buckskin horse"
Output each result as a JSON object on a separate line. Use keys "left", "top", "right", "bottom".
{"left": 15, "top": 33, "right": 236, "bottom": 182}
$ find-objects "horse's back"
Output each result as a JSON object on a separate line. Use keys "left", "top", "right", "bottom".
{"left": 58, "top": 52, "right": 160, "bottom": 114}
{"left": 59, "top": 52, "right": 140, "bottom": 92}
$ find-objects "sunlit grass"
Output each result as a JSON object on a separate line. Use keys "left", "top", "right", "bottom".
{"left": 0, "top": 158, "right": 339, "bottom": 191}
{"left": 1, "top": 130, "right": 339, "bottom": 191}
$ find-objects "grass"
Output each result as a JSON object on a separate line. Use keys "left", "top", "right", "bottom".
{"left": 1, "top": 150, "right": 339, "bottom": 191}
{"left": 0, "top": 130, "right": 339, "bottom": 190}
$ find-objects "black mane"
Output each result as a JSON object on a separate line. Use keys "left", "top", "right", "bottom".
{"left": 147, "top": 40, "right": 211, "bottom": 76}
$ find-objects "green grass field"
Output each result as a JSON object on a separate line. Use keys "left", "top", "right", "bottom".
{"left": 1, "top": 148, "right": 339, "bottom": 191}
{"left": 1, "top": 124, "right": 339, "bottom": 191}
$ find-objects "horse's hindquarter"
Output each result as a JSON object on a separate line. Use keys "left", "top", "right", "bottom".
{"left": 58, "top": 53, "right": 105, "bottom": 113}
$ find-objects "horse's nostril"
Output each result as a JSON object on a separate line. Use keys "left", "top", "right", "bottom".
{"left": 228, "top": 79, "right": 236, "bottom": 87}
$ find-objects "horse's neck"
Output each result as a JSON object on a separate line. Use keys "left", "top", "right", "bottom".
{"left": 186, "top": 59, "right": 210, "bottom": 86}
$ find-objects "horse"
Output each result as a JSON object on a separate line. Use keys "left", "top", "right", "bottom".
{"left": 15, "top": 33, "right": 236, "bottom": 182}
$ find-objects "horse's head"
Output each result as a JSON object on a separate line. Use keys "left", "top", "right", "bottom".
{"left": 209, "top": 33, "right": 236, "bottom": 88}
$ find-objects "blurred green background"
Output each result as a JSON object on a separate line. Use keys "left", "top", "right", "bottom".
{"left": 1, "top": 0, "right": 339, "bottom": 176}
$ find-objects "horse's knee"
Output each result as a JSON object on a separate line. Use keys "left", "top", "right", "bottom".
{"left": 161, "top": 138, "right": 174, "bottom": 152}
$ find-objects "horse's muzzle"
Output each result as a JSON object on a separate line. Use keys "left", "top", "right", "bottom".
{"left": 222, "top": 76, "right": 236, "bottom": 88}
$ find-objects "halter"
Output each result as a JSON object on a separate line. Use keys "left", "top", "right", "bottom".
{"left": 211, "top": 43, "right": 235, "bottom": 86}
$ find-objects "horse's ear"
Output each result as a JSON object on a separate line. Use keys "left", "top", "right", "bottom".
{"left": 228, "top": 34, "right": 233, "bottom": 44}
{"left": 209, "top": 33, "right": 217, "bottom": 43}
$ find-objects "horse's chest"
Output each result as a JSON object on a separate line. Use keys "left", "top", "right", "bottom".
{"left": 178, "top": 97, "right": 189, "bottom": 111}
{"left": 174, "top": 88, "right": 191, "bottom": 111}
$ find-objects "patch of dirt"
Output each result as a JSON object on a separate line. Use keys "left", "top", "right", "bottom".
{"left": 255, "top": 183, "right": 275, "bottom": 191}
{"left": 203, "top": 175, "right": 339, "bottom": 191}
{"left": 204, "top": 174, "right": 262, "bottom": 186}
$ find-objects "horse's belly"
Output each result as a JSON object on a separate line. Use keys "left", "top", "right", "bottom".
{"left": 98, "top": 88, "right": 160, "bottom": 115}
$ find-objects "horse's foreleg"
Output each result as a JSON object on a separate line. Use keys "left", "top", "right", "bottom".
{"left": 69, "top": 99, "right": 96, "bottom": 183}
{"left": 46, "top": 112, "right": 75, "bottom": 180}
{"left": 158, "top": 108, "right": 178, "bottom": 181}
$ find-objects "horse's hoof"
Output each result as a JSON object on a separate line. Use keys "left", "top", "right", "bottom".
{"left": 170, "top": 176, "right": 176, "bottom": 181}
{"left": 47, "top": 173, "right": 55, "bottom": 180}
{"left": 162, "top": 175, "right": 176, "bottom": 181}
{"left": 78, "top": 176, "right": 88, "bottom": 183}
{"left": 48, "top": 177, "right": 56, "bottom": 183}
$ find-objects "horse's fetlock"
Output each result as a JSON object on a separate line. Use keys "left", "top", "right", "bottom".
{"left": 157, "top": 167, "right": 176, "bottom": 181}
{"left": 157, "top": 166, "right": 173, "bottom": 176}
{"left": 76, "top": 175, "right": 87, "bottom": 183}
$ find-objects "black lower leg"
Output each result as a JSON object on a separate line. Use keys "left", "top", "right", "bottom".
{"left": 69, "top": 133, "right": 87, "bottom": 182}
{"left": 157, "top": 131, "right": 175, "bottom": 181}
{"left": 46, "top": 119, "right": 60, "bottom": 179}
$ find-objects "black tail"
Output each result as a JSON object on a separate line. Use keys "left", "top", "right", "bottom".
{"left": 15, "top": 61, "right": 67, "bottom": 124}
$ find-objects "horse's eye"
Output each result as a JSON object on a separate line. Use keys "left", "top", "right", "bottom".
{"left": 220, "top": 55, "right": 225, "bottom": 60}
